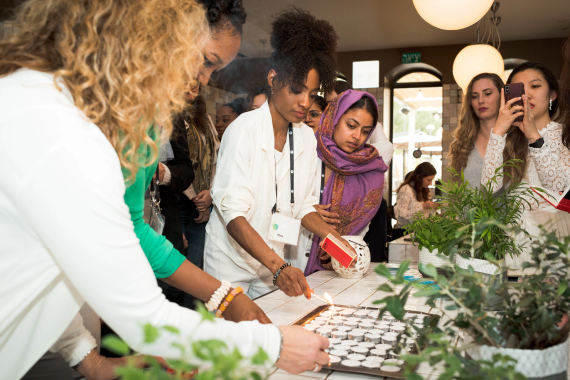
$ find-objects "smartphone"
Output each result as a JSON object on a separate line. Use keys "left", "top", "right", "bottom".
{"left": 504, "top": 83, "right": 525, "bottom": 122}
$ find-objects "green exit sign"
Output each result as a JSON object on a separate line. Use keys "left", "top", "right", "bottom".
{"left": 402, "top": 52, "right": 421, "bottom": 64}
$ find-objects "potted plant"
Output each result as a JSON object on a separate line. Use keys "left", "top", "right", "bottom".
{"left": 438, "top": 160, "right": 538, "bottom": 275}
{"left": 404, "top": 212, "right": 458, "bottom": 270}
{"left": 373, "top": 222, "right": 570, "bottom": 380}
{"left": 101, "top": 304, "right": 271, "bottom": 380}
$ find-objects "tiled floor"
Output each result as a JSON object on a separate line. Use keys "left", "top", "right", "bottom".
{"left": 253, "top": 264, "right": 441, "bottom": 379}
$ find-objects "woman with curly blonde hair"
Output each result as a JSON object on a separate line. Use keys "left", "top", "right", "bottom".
{"left": 0, "top": 0, "right": 326, "bottom": 378}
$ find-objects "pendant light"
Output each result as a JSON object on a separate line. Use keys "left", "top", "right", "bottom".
{"left": 413, "top": 0, "right": 494, "bottom": 30}
{"left": 452, "top": 3, "right": 504, "bottom": 89}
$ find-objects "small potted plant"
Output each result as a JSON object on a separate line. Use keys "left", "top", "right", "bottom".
{"left": 404, "top": 212, "right": 458, "bottom": 270}
{"left": 373, "top": 222, "right": 570, "bottom": 380}
{"left": 438, "top": 160, "right": 538, "bottom": 276}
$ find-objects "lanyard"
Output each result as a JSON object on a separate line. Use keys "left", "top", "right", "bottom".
{"left": 319, "top": 161, "right": 326, "bottom": 204}
{"left": 272, "top": 123, "right": 295, "bottom": 213}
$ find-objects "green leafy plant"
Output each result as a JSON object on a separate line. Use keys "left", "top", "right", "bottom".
{"left": 404, "top": 213, "right": 458, "bottom": 254}
{"left": 102, "top": 303, "right": 271, "bottom": 380}
{"left": 438, "top": 160, "right": 539, "bottom": 260}
{"left": 372, "top": 222, "right": 570, "bottom": 379}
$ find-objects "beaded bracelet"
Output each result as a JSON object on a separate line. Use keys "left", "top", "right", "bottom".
{"left": 205, "top": 280, "right": 231, "bottom": 312}
{"left": 272, "top": 263, "right": 291, "bottom": 285}
{"left": 215, "top": 286, "right": 243, "bottom": 318}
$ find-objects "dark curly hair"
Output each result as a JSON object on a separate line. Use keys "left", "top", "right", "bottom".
{"left": 197, "top": 0, "right": 247, "bottom": 35}
{"left": 312, "top": 95, "right": 328, "bottom": 112}
{"left": 269, "top": 7, "right": 338, "bottom": 94}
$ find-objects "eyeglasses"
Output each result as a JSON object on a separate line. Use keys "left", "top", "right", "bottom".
{"left": 307, "top": 109, "right": 322, "bottom": 119}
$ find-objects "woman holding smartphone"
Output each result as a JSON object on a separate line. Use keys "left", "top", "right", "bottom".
{"left": 481, "top": 62, "right": 570, "bottom": 267}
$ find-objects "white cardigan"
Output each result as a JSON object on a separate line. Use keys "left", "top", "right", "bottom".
{"left": 0, "top": 69, "right": 279, "bottom": 379}
{"left": 206, "top": 101, "right": 319, "bottom": 275}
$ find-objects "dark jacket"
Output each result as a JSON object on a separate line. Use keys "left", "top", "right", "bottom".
{"left": 160, "top": 114, "right": 194, "bottom": 254}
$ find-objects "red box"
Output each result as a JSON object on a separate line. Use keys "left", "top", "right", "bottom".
{"left": 320, "top": 234, "right": 356, "bottom": 268}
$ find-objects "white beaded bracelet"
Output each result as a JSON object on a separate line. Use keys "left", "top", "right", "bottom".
{"left": 205, "top": 280, "right": 231, "bottom": 312}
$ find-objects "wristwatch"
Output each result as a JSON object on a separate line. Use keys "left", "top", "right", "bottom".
{"left": 529, "top": 137, "right": 545, "bottom": 148}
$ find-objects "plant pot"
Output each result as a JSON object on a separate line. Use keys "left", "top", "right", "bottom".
{"left": 468, "top": 338, "right": 569, "bottom": 380}
{"left": 456, "top": 255, "right": 507, "bottom": 310}
{"left": 455, "top": 256, "right": 505, "bottom": 275}
{"left": 331, "top": 236, "right": 370, "bottom": 279}
{"left": 418, "top": 247, "right": 451, "bottom": 277}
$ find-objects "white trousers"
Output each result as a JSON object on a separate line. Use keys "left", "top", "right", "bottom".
{"left": 204, "top": 234, "right": 277, "bottom": 299}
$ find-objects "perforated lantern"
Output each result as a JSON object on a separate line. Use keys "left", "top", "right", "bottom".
{"left": 413, "top": 0, "right": 494, "bottom": 30}
{"left": 453, "top": 44, "right": 504, "bottom": 90}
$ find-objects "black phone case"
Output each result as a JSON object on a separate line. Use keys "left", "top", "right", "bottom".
{"left": 504, "top": 83, "right": 525, "bottom": 123}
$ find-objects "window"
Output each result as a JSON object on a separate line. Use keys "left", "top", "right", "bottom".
{"left": 352, "top": 61, "right": 379, "bottom": 89}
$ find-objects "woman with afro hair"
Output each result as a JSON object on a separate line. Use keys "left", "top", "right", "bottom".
{"left": 205, "top": 7, "right": 356, "bottom": 303}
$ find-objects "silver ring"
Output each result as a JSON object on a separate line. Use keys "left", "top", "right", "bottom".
{"left": 313, "top": 363, "right": 320, "bottom": 372}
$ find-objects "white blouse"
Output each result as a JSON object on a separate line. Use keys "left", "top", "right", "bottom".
{"left": 394, "top": 184, "right": 433, "bottom": 227}
{"left": 206, "top": 101, "right": 319, "bottom": 275}
{"left": 0, "top": 69, "right": 279, "bottom": 379}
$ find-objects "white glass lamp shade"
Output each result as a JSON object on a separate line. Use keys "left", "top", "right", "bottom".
{"left": 453, "top": 44, "right": 504, "bottom": 90}
{"left": 413, "top": 0, "right": 494, "bottom": 30}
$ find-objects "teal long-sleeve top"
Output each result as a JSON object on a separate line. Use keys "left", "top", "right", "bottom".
{"left": 123, "top": 141, "right": 185, "bottom": 279}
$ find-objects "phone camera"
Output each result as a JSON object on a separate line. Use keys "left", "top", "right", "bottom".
{"left": 505, "top": 86, "right": 510, "bottom": 94}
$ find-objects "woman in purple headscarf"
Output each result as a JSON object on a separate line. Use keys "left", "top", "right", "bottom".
{"left": 287, "top": 90, "right": 389, "bottom": 274}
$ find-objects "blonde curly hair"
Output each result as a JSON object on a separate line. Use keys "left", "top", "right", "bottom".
{"left": 0, "top": 0, "right": 208, "bottom": 182}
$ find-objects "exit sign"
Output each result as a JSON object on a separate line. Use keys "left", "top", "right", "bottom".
{"left": 402, "top": 52, "right": 421, "bottom": 64}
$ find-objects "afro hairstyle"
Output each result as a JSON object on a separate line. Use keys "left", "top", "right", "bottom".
{"left": 269, "top": 7, "right": 338, "bottom": 94}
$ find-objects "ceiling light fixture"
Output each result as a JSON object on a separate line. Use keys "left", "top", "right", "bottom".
{"left": 413, "top": 0, "right": 494, "bottom": 30}
{"left": 453, "top": 2, "right": 504, "bottom": 89}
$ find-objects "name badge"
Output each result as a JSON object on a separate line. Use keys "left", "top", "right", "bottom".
{"left": 268, "top": 212, "right": 301, "bottom": 246}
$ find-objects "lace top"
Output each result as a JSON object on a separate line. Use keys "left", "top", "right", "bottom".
{"left": 481, "top": 130, "right": 553, "bottom": 211}
{"left": 394, "top": 184, "right": 434, "bottom": 227}
{"left": 528, "top": 121, "right": 570, "bottom": 192}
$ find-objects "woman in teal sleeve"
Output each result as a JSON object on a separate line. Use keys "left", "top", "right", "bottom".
{"left": 119, "top": 0, "right": 270, "bottom": 324}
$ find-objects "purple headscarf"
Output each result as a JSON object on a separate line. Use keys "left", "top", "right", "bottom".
{"left": 304, "top": 90, "right": 389, "bottom": 275}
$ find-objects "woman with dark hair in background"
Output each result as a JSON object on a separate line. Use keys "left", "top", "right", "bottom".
{"left": 215, "top": 98, "right": 245, "bottom": 139}
{"left": 325, "top": 79, "right": 353, "bottom": 102}
{"left": 246, "top": 87, "right": 269, "bottom": 111}
{"left": 304, "top": 95, "right": 327, "bottom": 132}
{"left": 482, "top": 62, "right": 570, "bottom": 267}
{"left": 394, "top": 162, "right": 438, "bottom": 227}
{"left": 204, "top": 7, "right": 355, "bottom": 313}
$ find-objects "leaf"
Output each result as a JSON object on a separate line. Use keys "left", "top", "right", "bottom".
{"left": 196, "top": 302, "right": 215, "bottom": 322}
{"left": 143, "top": 323, "right": 160, "bottom": 343}
{"left": 413, "top": 288, "right": 440, "bottom": 297}
{"left": 101, "top": 335, "right": 131, "bottom": 356}
{"left": 251, "top": 347, "right": 269, "bottom": 365}
{"left": 396, "top": 260, "right": 410, "bottom": 280}
{"left": 418, "top": 263, "right": 437, "bottom": 278}
{"left": 558, "top": 282, "right": 568, "bottom": 296}
{"left": 374, "top": 264, "right": 393, "bottom": 280}
{"left": 378, "top": 283, "right": 393, "bottom": 293}
{"left": 251, "top": 372, "right": 263, "bottom": 380}
{"left": 162, "top": 325, "right": 180, "bottom": 335}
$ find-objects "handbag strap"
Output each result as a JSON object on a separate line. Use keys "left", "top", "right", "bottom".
{"left": 152, "top": 164, "right": 161, "bottom": 204}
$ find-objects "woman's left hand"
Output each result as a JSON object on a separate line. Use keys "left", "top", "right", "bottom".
{"left": 513, "top": 94, "right": 541, "bottom": 143}
{"left": 314, "top": 204, "right": 340, "bottom": 226}
{"left": 223, "top": 292, "right": 272, "bottom": 324}
{"left": 194, "top": 208, "right": 210, "bottom": 224}
{"left": 193, "top": 190, "right": 213, "bottom": 211}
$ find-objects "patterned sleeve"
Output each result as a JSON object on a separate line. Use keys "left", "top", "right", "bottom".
{"left": 481, "top": 132, "right": 506, "bottom": 193}
{"left": 529, "top": 124, "right": 570, "bottom": 192}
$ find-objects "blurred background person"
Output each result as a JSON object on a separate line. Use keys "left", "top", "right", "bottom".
{"left": 215, "top": 99, "right": 245, "bottom": 140}
{"left": 304, "top": 95, "right": 327, "bottom": 132}
{"left": 394, "top": 162, "right": 438, "bottom": 228}
{"left": 246, "top": 86, "right": 269, "bottom": 111}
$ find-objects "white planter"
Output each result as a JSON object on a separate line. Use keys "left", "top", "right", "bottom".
{"left": 469, "top": 338, "right": 569, "bottom": 378}
{"left": 418, "top": 247, "right": 449, "bottom": 268}
{"left": 455, "top": 255, "right": 504, "bottom": 275}
{"left": 331, "top": 235, "right": 370, "bottom": 279}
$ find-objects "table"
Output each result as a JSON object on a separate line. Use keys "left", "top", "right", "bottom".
{"left": 251, "top": 264, "right": 443, "bottom": 380}
{"left": 388, "top": 235, "right": 418, "bottom": 264}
